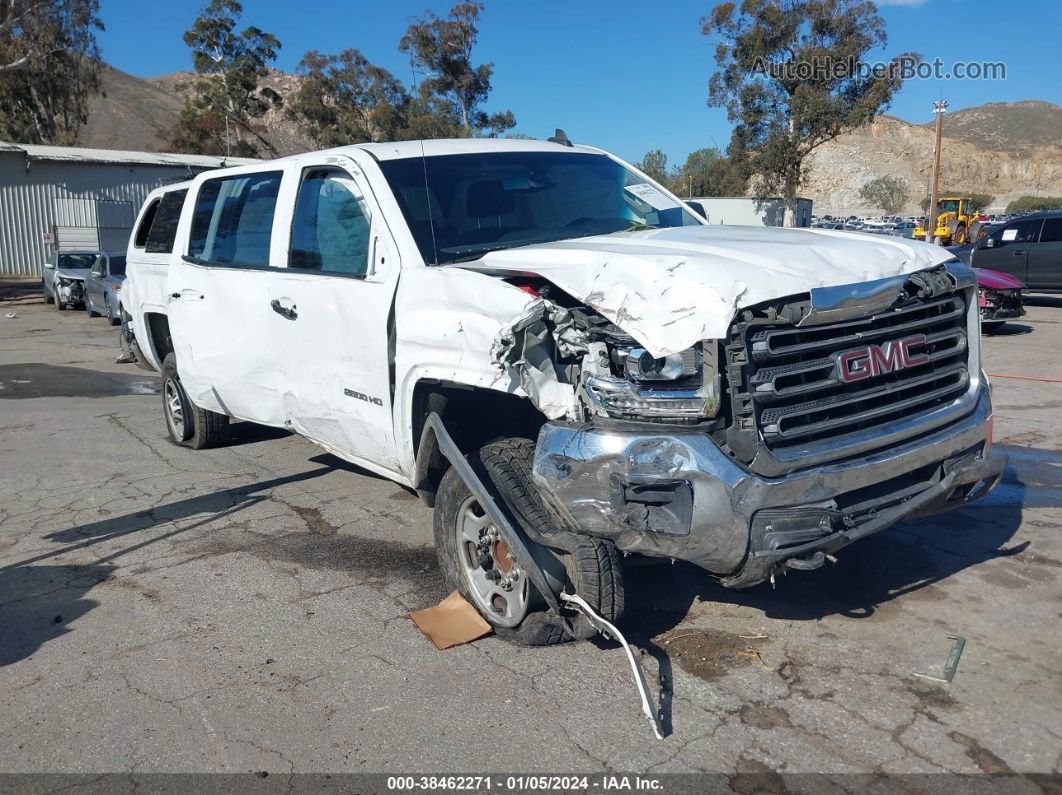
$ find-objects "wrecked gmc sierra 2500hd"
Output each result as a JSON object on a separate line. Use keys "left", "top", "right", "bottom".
{"left": 121, "top": 138, "right": 1005, "bottom": 646}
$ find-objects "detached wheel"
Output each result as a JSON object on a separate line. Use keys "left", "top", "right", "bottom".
{"left": 433, "top": 437, "right": 624, "bottom": 646}
{"left": 161, "top": 353, "right": 230, "bottom": 449}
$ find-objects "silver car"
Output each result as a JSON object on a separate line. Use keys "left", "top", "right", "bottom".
{"left": 84, "top": 252, "right": 126, "bottom": 325}
{"left": 42, "top": 250, "right": 102, "bottom": 310}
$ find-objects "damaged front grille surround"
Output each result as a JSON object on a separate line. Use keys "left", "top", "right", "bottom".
{"left": 718, "top": 265, "right": 976, "bottom": 477}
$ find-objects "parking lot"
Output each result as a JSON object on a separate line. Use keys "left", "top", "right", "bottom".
{"left": 1, "top": 286, "right": 1060, "bottom": 779}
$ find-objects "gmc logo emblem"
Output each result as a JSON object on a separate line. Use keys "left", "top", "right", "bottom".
{"left": 835, "top": 334, "right": 929, "bottom": 383}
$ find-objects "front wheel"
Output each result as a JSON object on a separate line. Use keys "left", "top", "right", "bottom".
{"left": 86, "top": 298, "right": 100, "bottom": 318}
{"left": 432, "top": 437, "right": 624, "bottom": 645}
{"left": 161, "top": 353, "right": 230, "bottom": 449}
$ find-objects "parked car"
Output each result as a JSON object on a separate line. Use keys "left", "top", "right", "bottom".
{"left": 891, "top": 221, "right": 920, "bottom": 239}
{"left": 84, "top": 252, "right": 126, "bottom": 325}
{"left": 949, "top": 211, "right": 1062, "bottom": 291}
{"left": 41, "top": 249, "right": 101, "bottom": 309}
{"left": 123, "top": 138, "right": 1004, "bottom": 644}
{"left": 684, "top": 200, "right": 709, "bottom": 221}
{"left": 976, "top": 268, "right": 1026, "bottom": 333}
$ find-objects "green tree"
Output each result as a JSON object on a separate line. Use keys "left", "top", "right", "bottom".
{"left": 288, "top": 49, "right": 411, "bottom": 148}
{"left": 966, "top": 193, "right": 994, "bottom": 214}
{"left": 678, "top": 147, "right": 745, "bottom": 197}
{"left": 1006, "top": 195, "right": 1062, "bottom": 214}
{"left": 859, "top": 175, "right": 909, "bottom": 215}
{"left": 638, "top": 149, "right": 671, "bottom": 186}
{"left": 166, "top": 0, "right": 281, "bottom": 157}
{"left": 703, "top": 0, "right": 917, "bottom": 226}
{"left": 0, "top": 0, "right": 103, "bottom": 144}
{"left": 399, "top": 1, "right": 514, "bottom": 137}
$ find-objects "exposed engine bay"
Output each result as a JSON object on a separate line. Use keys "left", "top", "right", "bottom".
{"left": 490, "top": 280, "right": 722, "bottom": 425}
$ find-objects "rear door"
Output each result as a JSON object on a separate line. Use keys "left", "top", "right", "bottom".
{"left": 266, "top": 156, "right": 403, "bottom": 474}
{"left": 166, "top": 169, "right": 288, "bottom": 426}
{"left": 1027, "top": 217, "right": 1062, "bottom": 290}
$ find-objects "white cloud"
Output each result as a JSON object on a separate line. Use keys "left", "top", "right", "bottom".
{"left": 877, "top": 0, "right": 929, "bottom": 6}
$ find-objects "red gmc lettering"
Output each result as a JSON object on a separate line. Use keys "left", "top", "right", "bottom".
{"left": 836, "top": 334, "right": 928, "bottom": 383}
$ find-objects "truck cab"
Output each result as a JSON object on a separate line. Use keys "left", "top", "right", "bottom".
{"left": 124, "top": 139, "right": 1005, "bottom": 644}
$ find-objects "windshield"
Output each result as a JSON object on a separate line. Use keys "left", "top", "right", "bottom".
{"left": 58, "top": 253, "right": 98, "bottom": 270}
{"left": 109, "top": 256, "right": 126, "bottom": 275}
{"left": 937, "top": 199, "right": 960, "bottom": 214}
{"left": 377, "top": 151, "right": 701, "bottom": 265}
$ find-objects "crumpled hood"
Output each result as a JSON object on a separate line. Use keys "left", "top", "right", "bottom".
{"left": 975, "top": 268, "right": 1025, "bottom": 290}
{"left": 54, "top": 267, "right": 90, "bottom": 282}
{"left": 457, "top": 225, "right": 956, "bottom": 356}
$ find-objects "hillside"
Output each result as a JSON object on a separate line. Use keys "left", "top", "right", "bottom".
{"left": 78, "top": 66, "right": 1062, "bottom": 215}
{"left": 920, "top": 100, "right": 1062, "bottom": 156}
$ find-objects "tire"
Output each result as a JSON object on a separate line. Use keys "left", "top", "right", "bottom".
{"left": 106, "top": 297, "right": 120, "bottom": 326}
{"left": 161, "top": 353, "right": 230, "bottom": 449}
{"left": 432, "top": 437, "right": 624, "bottom": 646}
{"left": 952, "top": 223, "right": 968, "bottom": 246}
{"left": 56, "top": 296, "right": 66, "bottom": 311}
{"left": 43, "top": 282, "right": 54, "bottom": 304}
{"left": 86, "top": 298, "right": 100, "bottom": 318}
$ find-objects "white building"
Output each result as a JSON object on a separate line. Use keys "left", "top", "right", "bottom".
{"left": 685, "top": 196, "right": 814, "bottom": 228}
{"left": 0, "top": 142, "right": 258, "bottom": 277}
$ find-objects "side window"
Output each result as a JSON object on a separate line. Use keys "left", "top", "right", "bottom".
{"left": 1038, "top": 217, "right": 1062, "bottom": 243}
{"left": 996, "top": 218, "right": 1043, "bottom": 244}
{"left": 133, "top": 199, "right": 160, "bottom": 248}
{"left": 91, "top": 256, "right": 105, "bottom": 276}
{"left": 189, "top": 172, "right": 282, "bottom": 266}
{"left": 145, "top": 189, "right": 188, "bottom": 254}
{"left": 289, "top": 168, "right": 372, "bottom": 276}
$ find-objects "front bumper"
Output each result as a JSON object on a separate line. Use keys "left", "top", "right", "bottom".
{"left": 532, "top": 385, "right": 1004, "bottom": 588}
{"left": 56, "top": 278, "right": 85, "bottom": 305}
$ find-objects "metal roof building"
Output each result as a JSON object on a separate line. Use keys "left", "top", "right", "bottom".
{"left": 0, "top": 142, "right": 258, "bottom": 277}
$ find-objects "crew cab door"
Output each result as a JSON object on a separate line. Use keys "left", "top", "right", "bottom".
{"left": 266, "top": 157, "right": 403, "bottom": 475}
{"left": 166, "top": 169, "right": 288, "bottom": 427}
{"left": 1027, "top": 217, "right": 1062, "bottom": 290}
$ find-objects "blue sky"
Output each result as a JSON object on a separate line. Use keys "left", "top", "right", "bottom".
{"left": 97, "top": 0, "right": 1061, "bottom": 165}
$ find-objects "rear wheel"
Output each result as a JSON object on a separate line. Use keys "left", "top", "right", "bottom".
{"left": 161, "top": 353, "right": 230, "bottom": 449}
{"left": 106, "top": 297, "right": 120, "bottom": 326}
{"left": 432, "top": 437, "right": 624, "bottom": 645}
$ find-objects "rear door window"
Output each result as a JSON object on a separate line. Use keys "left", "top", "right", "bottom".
{"left": 1038, "top": 217, "right": 1062, "bottom": 243}
{"left": 189, "top": 172, "right": 282, "bottom": 266}
{"left": 145, "top": 189, "right": 188, "bottom": 254}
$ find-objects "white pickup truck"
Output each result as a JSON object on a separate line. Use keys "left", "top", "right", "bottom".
{"left": 121, "top": 138, "right": 1004, "bottom": 644}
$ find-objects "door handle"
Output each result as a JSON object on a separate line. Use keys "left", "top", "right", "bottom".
{"left": 270, "top": 298, "right": 297, "bottom": 320}
{"left": 1013, "top": 249, "right": 1026, "bottom": 256}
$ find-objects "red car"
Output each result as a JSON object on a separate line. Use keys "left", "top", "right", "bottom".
{"left": 976, "top": 268, "right": 1026, "bottom": 333}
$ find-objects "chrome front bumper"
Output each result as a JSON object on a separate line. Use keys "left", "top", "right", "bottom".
{"left": 532, "top": 384, "right": 1004, "bottom": 588}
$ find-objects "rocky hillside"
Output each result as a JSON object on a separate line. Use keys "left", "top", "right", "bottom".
{"left": 804, "top": 110, "right": 1062, "bottom": 215}
{"left": 79, "top": 66, "right": 1062, "bottom": 215}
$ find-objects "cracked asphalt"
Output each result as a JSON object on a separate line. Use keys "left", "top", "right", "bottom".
{"left": 1, "top": 286, "right": 1060, "bottom": 779}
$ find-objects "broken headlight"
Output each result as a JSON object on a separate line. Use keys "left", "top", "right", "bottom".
{"left": 581, "top": 341, "right": 721, "bottom": 422}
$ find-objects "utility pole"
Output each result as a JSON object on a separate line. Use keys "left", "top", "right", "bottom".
{"left": 927, "top": 99, "right": 947, "bottom": 244}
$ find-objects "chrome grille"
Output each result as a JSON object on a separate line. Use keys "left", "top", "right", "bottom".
{"left": 724, "top": 292, "right": 971, "bottom": 474}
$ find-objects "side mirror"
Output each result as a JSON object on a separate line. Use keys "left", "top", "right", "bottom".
{"left": 983, "top": 237, "right": 995, "bottom": 249}
{"left": 44, "top": 261, "right": 55, "bottom": 269}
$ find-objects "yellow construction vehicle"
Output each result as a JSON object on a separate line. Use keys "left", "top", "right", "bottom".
{"left": 914, "top": 196, "right": 987, "bottom": 245}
